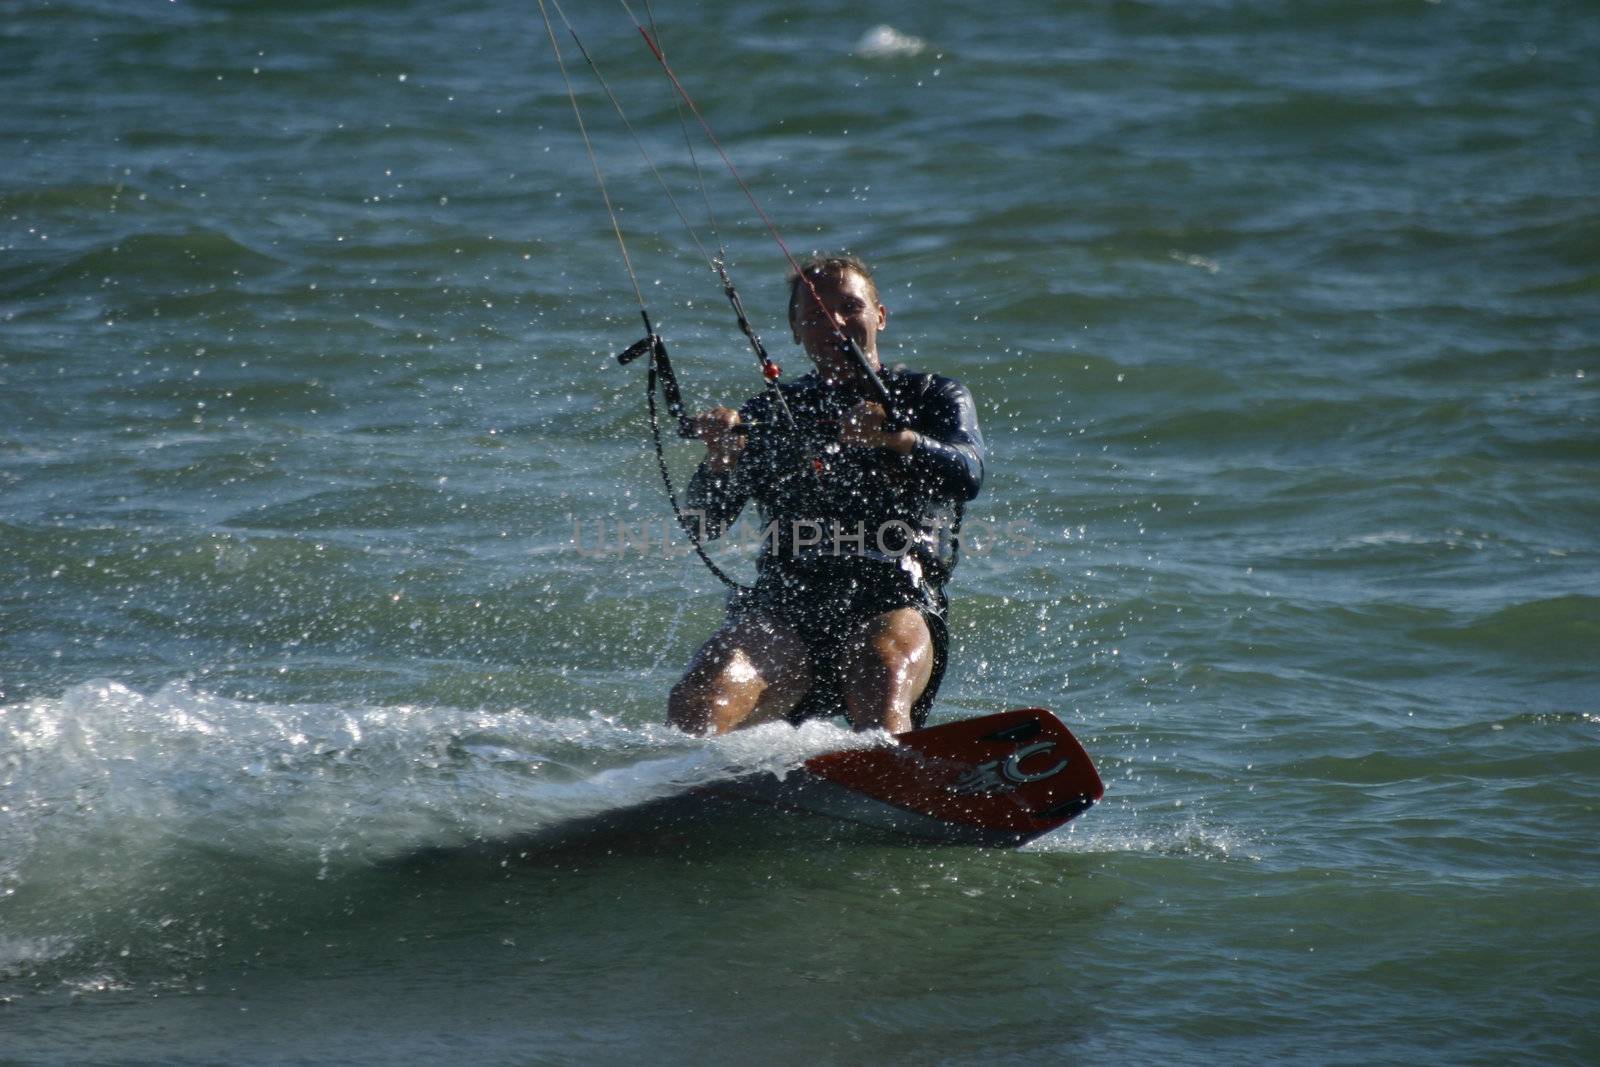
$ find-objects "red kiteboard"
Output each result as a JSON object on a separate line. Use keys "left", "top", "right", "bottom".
{"left": 722, "top": 708, "right": 1104, "bottom": 847}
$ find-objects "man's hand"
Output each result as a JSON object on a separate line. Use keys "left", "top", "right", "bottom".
{"left": 691, "top": 406, "right": 745, "bottom": 473}
{"left": 841, "top": 400, "right": 918, "bottom": 455}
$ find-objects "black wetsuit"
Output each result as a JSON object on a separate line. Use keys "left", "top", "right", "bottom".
{"left": 685, "top": 367, "right": 985, "bottom": 727}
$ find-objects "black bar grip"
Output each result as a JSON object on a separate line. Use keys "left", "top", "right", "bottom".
{"left": 617, "top": 334, "right": 654, "bottom": 365}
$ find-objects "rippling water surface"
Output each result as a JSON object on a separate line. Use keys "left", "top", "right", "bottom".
{"left": 3, "top": 0, "right": 1597, "bottom": 1062}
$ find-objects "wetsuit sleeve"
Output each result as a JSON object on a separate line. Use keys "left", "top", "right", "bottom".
{"left": 683, "top": 392, "right": 766, "bottom": 538}
{"left": 905, "top": 375, "right": 985, "bottom": 502}
{"left": 684, "top": 461, "right": 749, "bottom": 539}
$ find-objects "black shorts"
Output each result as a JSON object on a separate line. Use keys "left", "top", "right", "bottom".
{"left": 729, "top": 555, "right": 948, "bottom": 730}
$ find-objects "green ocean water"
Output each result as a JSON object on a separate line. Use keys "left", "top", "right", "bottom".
{"left": 3, "top": 0, "right": 1597, "bottom": 1062}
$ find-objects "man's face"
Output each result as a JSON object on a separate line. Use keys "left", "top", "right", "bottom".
{"left": 791, "top": 268, "right": 888, "bottom": 381}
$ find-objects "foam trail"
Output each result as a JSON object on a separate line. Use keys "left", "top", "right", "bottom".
{"left": 855, "top": 25, "right": 927, "bottom": 58}
{"left": 1023, "top": 799, "right": 1258, "bottom": 861}
{"left": 0, "top": 681, "right": 877, "bottom": 977}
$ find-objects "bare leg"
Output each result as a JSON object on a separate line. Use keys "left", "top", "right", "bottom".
{"left": 838, "top": 607, "right": 935, "bottom": 735}
{"left": 667, "top": 612, "right": 813, "bottom": 735}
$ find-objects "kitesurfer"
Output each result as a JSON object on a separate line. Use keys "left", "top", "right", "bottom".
{"left": 668, "top": 255, "right": 985, "bottom": 736}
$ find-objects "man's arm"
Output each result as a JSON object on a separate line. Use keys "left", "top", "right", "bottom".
{"left": 844, "top": 375, "right": 985, "bottom": 502}
{"left": 904, "top": 375, "right": 985, "bottom": 502}
{"left": 684, "top": 406, "right": 751, "bottom": 537}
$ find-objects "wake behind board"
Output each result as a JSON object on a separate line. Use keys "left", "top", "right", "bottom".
{"left": 715, "top": 708, "right": 1104, "bottom": 847}
{"left": 393, "top": 709, "right": 1103, "bottom": 871}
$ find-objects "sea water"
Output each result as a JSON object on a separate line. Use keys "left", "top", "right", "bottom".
{"left": 3, "top": 0, "right": 1596, "bottom": 1062}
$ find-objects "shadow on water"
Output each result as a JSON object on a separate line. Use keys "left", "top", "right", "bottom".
{"left": 388, "top": 786, "right": 938, "bottom": 876}
{"left": 5, "top": 756, "right": 1119, "bottom": 1066}
{"left": 358, "top": 791, "right": 1122, "bottom": 1064}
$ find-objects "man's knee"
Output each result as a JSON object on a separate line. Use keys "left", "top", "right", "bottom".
{"left": 840, "top": 609, "right": 935, "bottom": 733}
{"left": 667, "top": 643, "right": 739, "bottom": 733}
{"left": 667, "top": 671, "right": 710, "bottom": 733}
{"left": 666, "top": 621, "right": 812, "bottom": 735}
{"left": 861, "top": 608, "right": 933, "bottom": 666}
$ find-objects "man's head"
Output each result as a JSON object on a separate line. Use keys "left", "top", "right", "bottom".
{"left": 787, "top": 254, "right": 888, "bottom": 378}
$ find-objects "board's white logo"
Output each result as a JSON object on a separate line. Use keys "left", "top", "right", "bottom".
{"left": 950, "top": 741, "right": 1069, "bottom": 795}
